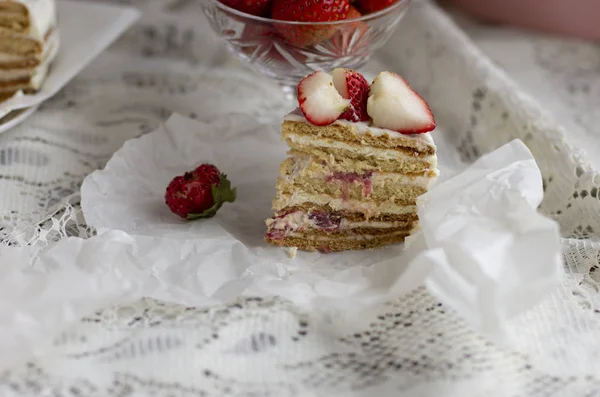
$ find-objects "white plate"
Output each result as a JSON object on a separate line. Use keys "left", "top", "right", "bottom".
{"left": 0, "top": 106, "right": 38, "bottom": 133}
{"left": 0, "top": 0, "right": 140, "bottom": 131}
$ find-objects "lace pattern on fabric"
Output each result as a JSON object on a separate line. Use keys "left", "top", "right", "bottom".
{"left": 1, "top": 0, "right": 600, "bottom": 395}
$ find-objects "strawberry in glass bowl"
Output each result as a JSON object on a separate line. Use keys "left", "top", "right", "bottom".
{"left": 201, "top": 0, "right": 412, "bottom": 100}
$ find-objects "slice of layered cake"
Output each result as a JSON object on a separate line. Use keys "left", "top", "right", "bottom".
{"left": 266, "top": 69, "right": 439, "bottom": 253}
{"left": 0, "top": 0, "right": 59, "bottom": 98}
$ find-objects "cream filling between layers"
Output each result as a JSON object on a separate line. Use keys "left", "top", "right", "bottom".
{"left": 0, "top": 67, "right": 32, "bottom": 80}
{"left": 285, "top": 133, "right": 438, "bottom": 168}
{"left": 273, "top": 191, "right": 417, "bottom": 216}
{"left": 266, "top": 210, "right": 411, "bottom": 232}
{"left": 0, "top": 51, "right": 32, "bottom": 62}
{"left": 284, "top": 109, "right": 437, "bottom": 153}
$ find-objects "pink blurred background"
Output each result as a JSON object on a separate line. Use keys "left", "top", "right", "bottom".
{"left": 446, "top": 0, "right": 600, "bottom": 41}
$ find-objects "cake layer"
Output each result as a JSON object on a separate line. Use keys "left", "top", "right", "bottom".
{"left": 271, "top": 204, "right": 419, "bottom": 223}
{"left": 273, "top": 189, "right": 418, "bottom": 218}
{"left": 0, "top": 27, "right": 57, "bottom": 93}
{"left": 0, "top": 0, "right": 57, "bottom": 76}
{"left": 0, "top": 25, "right": 56, "bottom": 68}
{"left": 265, "top": 206, "right": 417, "bottom": 252}
{"left": 291, "top": 147, "right": 432, "bottom": 173}
{"left": 0, "top": 0, "right": 56, "bottom": 40}
{"left": 283, "top": 150, "right": 438, "bottom": 181}
{"left": 0, "top": 32, "right": 42, "bottom": 56}
{"left": 268, "top": 224, "right": 414, "bottom": 240}
{"left": 283, "top": 112, "right": 436, "bottom": 154}
{"left": 278, "top": 154, "right": 437, "bottom": 204}
{"left": 0, "top": 63, "right": 47, "bottom": 92}
{"left": 0, "top": 14, "right": 29, "bottom": 33}
{"left": 284, "top": 134, "right": 436, "bottom": 174}
{"left": 0, "top": 2, "right": 28, "bottom": 13}
{"left": 266, "top": 231, "right": 411, "bottom": 252}
{"left": 278, "top": 180, "right": 423, "bottom": 206}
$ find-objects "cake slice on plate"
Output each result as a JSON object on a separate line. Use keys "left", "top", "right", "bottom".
{"left": 266, "top": 69, "right": 438, "bottom": 253}
{"left": 0, "top": 0, "right": 59, "bottom": 98}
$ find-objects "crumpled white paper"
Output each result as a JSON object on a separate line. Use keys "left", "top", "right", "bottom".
{"left": 411, "top": 141, "right": 563, "bottom": 343}
{"left": 0, "top": 232, "right": 142, "bottom": 372}
{"left": 0, "top": 113, "right": 562, "bottom": 372}
{"left": 0, "top": 1, "right": 139, "bottom": 119}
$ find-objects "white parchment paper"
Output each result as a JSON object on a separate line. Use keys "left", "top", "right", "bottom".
{"left": 0, "top": 113, "right": 562, "bottom": 372}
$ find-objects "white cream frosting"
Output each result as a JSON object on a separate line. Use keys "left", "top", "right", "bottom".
{"left": 27, "top": 53, "right": 49, "bottom": 88}
{"left": 338, "top": 218, "right": 410, "bottom": 229}
{"left": 0, "top": 67, "right": 31, "bottom": 80}
{"left": 27, "top": 0, "right": 56, "bottom": 39}
{"left": 0, "top": 52, "right": 30, "bottom": 62}
{"left": 284, "top": 108, "right": 437, "bottom": 152}
{"left": 266, "top": 210, "right": 411, "bottom": 232}
{"left": 371, "top": 172, "right": 438, "bottom": 189}
{"left": 273, "top": 191, "right": 417, "bottom": 217}
{"left": 31, "top": 27, "right": 57, "bottom": 86}
{"left": 285, "top": 133, "right": 438, "bottom": 168}
{"left": 266, "top": 210, "right": 306, "bottom": 231}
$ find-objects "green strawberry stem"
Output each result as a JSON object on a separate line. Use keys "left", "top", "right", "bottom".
{"left": 187, "top": 173, "right": 237, "bottom": 220}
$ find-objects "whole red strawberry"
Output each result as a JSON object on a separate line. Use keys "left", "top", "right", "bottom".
{"left": 271, "top": 0, "right": 351, "bottom": 47}
{"left": 219, "top": 0, "right": 272, "bottom": 17}
{"left": 347, "top": 4, "right": 362, "bottom": 19}
{"left": 165, "top": 164, "right": 236, "bottom": 220}
{"left": 355, "top": 0, "right": 398, "bottom": 14}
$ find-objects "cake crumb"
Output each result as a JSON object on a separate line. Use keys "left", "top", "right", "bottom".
{"left": 287, "top": 247, "right": 298, "bottom": 259}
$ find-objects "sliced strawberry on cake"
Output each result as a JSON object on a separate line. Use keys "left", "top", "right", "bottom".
{"left": 332, "top": 67, "right": 370, "bottom": 122}
{"left": 367, "top": 71, "right": 436, "bottom": 134}
{"left": 297, "top": 70, "right": 351, "bottom": 126}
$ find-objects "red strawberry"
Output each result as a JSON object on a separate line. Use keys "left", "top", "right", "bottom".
{"left": 367, "top": 71, "right": 436, "bottom": 134}
{"left": 297, "top": 71, "right": 351, "bottom": 126}
{"left": 355, "top": 0, "right": 398, "bottom": 14}
{"left": 347, "top": 4, "right": 362, "bottom": 19}
{"left": 332, "top": 67, "right": 370, "bottom": 122}
{"left": 346, "top": 5, "right": 369, "bottom": 35}
{"left": 271, "top": 0, "right": 351, "bottom": 48}
{"left": 219, "top": 0, "right": 272, "bottom": 17}
{"left": 165, "top": 164, "right": 236, "bottom": 219}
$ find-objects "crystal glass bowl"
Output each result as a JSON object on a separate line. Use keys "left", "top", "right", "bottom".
{"left": 202, "top": 0, "right": 412, "bottom": 99}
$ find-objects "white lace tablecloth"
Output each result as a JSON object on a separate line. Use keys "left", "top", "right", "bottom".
{"left": 2, "top": 0, "right": 600, "bottom": 395}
